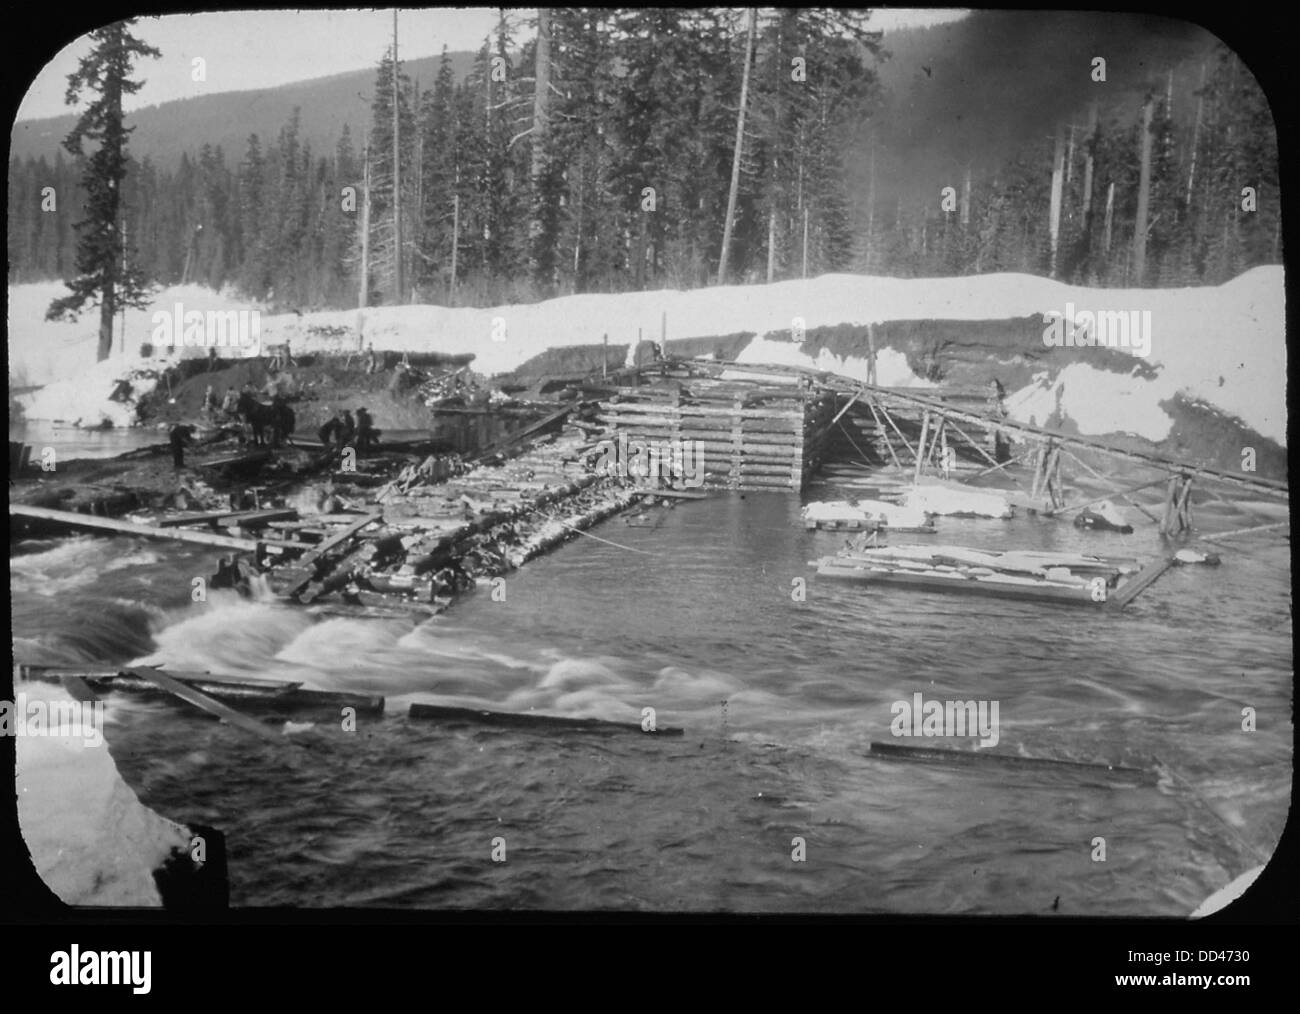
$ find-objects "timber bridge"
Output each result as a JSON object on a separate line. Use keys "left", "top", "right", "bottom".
{"left": 594, "top": 357, "right": 1289, "bottom": 542}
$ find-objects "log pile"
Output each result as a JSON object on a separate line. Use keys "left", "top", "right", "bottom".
{"left": 595, "top": 376, "right": 836, "bottom": 491}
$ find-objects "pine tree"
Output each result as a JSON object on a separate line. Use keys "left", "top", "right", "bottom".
{"left": 45, "top": 19, "right": 160, "bottom": 360}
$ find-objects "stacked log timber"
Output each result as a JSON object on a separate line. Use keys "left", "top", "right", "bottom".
{"left": 595, "top": 377, "right": 836, "bottom": 491}
{"left": 260, "top": 432, "right": 647, "bottom": 610}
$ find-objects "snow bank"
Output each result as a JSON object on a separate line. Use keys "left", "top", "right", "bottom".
{"left": 15, "top": 683, "right": 192, "bottom": 906}
{"left": 10, "top": 282, "right": 260, "bottom": 425}
{"left": 905, "top": 481, "right": 1014, "bottom": 518}
{"left": 18, "top": 354, "right": 162, "bottom": 428}
{"left": 10, "top": 265, "right": 1284, "bottom": 442}
{"left": 1005, "top": 362, "right": 1181, "bottom": 442}
{"left": 802, "top": 499, "right": 931, "bottom": 527}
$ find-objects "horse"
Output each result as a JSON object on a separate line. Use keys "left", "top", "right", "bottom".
{"left": 236, "top": 392, "right": 295, "bottom": 447}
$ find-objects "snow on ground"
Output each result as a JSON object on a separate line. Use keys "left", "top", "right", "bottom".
{"left": 9, "top": 282, "right": 262, "bottom": 427}
{"left": 9, "top": 266, "right": 1284, "bottom": 444}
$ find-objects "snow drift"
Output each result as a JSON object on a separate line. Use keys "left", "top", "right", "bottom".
{"left": 9, "top": 266, "right": 1284, "bottom": 447}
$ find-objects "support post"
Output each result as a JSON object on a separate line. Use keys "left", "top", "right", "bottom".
{"left": 914, "top": 411, "right": 931, "bottom": 484}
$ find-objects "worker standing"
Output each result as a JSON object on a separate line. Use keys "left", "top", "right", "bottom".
{"left": 169, "top": 423, "right": 196, "bottom": 470}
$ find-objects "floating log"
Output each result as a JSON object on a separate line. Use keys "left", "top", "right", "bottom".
{"left": 868, "top": 741, "right": 1155, "bottom": 782}
{"left": 20, "top": 665, "right": 384, "bottom": 714}
{"left": 408, "top": 702, "right": 683, "bottom": 736}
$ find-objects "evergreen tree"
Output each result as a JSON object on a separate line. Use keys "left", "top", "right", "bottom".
{"left": 45, "top": 19, "right": 161, "bottom": 360}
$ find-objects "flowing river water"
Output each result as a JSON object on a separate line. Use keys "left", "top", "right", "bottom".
{"left": 10, "top": 468, "right": 1291, "bottom": 914}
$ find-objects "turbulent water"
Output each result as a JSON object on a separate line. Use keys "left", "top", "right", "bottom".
{"left": 10, "top": 476, "right": 1291, "bottom": 914}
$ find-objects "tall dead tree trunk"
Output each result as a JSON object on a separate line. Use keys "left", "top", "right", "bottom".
{"left": 359, "top": 143, "right": 371, "bottom": 312}
{"left": 392, "top": 10, "right": 403, "bottom": 304}
{"left": 1104, "top": 181, "right": 1115, "bottom": 255}
{"left": 1048, "top": 125, "right": 1064, "bottom": 278}
{"left": 718, "top": 7, "right": 756, "bottom": 285}
{"left": 1186, "top": 62, "right": 1206, "bottom": 208}
{"left": 1133, "top": 93, "right": 1154, "bottom": 285}
{"left": 1082, "top": 101, "right": 1097, "bottom": 220}
{"left": 529, "top": 8, "right": 552, "bottom": 278}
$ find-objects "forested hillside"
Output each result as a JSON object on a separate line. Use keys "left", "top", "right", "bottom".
{"left": 8, "top": 10, "right": 1281, "bottom": 311}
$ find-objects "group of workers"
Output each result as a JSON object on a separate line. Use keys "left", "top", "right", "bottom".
{"left": 318, "top": 406, "right": 380, "bottom": 453}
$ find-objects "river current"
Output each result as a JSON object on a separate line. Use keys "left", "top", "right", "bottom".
{"left": 9, "top": 473, "right": 1291, "bottom": 913}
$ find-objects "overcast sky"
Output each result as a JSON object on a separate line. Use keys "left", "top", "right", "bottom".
{"left": 17, "top": 8, "right": 969, "bottom": 123}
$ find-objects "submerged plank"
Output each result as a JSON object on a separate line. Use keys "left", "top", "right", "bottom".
{"left": 869, "top": 741, "right": 1155, "bottom": 782}
{"left": 1106, "top": 554, "right": 1177, "bottom": 610}
{"left": 408, "top": 702, "right": 684, "bottom": 736}
{"left": 123, "top": 666, "right": 287, "bottom": 744}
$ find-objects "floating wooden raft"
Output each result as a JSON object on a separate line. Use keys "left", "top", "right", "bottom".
{"left": 815, "top": 544, "right": 1142, "bottom": 606}
{"left": 408, "top": 702, "right": 683, "bottom": 736}
{"left": 18, "top": 665, "right": 384, "bottom": 715}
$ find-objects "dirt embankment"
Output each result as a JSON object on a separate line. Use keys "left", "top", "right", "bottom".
{"left": 496, "top": 319, "right": 1286, "bottom": 482}
{"left": 793, "top": 320, "right": 1287, "bottom": 481}
{"left": 137, "top": 352, "right": 469, "bottom": 436}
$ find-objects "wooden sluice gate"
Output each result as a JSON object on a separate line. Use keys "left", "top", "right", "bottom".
{"left": 594, "top": 365, "right": 836, "bottom": 491}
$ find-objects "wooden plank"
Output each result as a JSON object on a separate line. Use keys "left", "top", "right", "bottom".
{"left": 408, "top": 702, "right": 683, "bottom": 736}
{"left": 122, "top": 666, "right": 287, "bottom": 745}
{"left": 215, "top": 508, "right": 300, "bottom": 528}
{"left": 278, "top": 511, "right": 382, "bottom": 596}
{"left": 869, "top": 741, "right": 1154, "bottom": 782}
{"left": 154, "top": 510, "right": 242, "bottom": 527}
{"left": 1197, "top": 521, "right": 1289, "bottom": 542}
{"left": 11, "top": 504, "right": 265, "bottom": 551}
{"left": 59, "top": 675, "right": 100, "bottom": 703}
{"left": 297, "top": 512, "right": 382, "bottom": 566}
{"left": 1107, "top": 554, "right": 1177, "bottom": 610}
{"left": 1044, "top": 478, "right": 1168, "bottom": 518}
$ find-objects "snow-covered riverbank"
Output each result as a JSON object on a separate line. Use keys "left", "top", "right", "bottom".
{"left": 9, "top": 265, "right": 1285, "bottom": 446}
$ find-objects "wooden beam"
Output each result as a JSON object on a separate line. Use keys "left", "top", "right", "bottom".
{"left": 1107, "top": 554, "right": 1177, "bottom": 610}
{"left": 11, "top": 504, "right": 271, "bottom": 552}
{"left": 154, "top": 510, "right": 243, "bottom": 527}
{"left": 1043, "top": 477, "right": 1169, "bottom": 517}
{"left": 215, "top": 508, "right": 300, "bottom": 528}
{"left": 408, "top": 702, "right": 683, "bottom": 736}
{"left": 123, "top": 666, "right": 288, "bottom": 745}
{"left": 279, "top": 511, "right": 382, "bottom": 596}
{"left": 852, "top": 383, "right": 1288, "bottom": 498}
{"left": 1062, "top": 449, "right": 1163, "bottom": 523}
{"left": 1197, "top": 521, "right": 1289, "bottom": 542}
{"left": 865, "top": 401, "right": 905, "bottom": 471}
